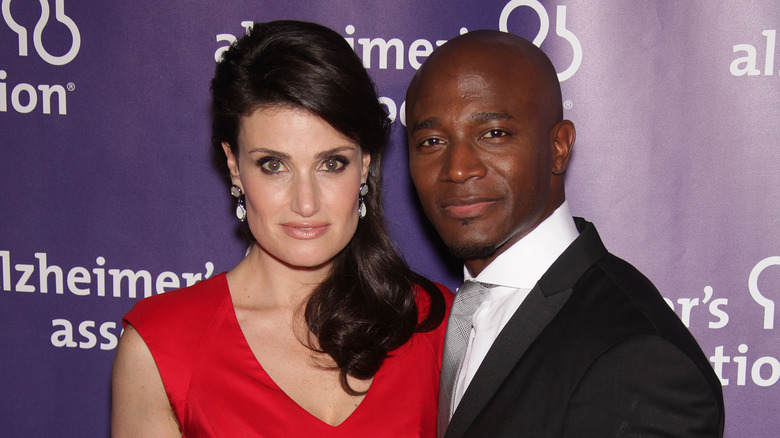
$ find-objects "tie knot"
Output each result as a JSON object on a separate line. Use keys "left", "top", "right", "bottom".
{"left": 451, "top": 280, "right": 489, "bottom": 319}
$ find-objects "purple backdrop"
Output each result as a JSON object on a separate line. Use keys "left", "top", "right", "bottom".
{"left": 1, "top": 1, "right": 778, "bottom": 436}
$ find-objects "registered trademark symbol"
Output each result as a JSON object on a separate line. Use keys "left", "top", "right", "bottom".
{"left": 67, "top": 82, "right": 76, "bottom": 91}
{"left": 563, "top": 100, "right": 573, "bottom": 110}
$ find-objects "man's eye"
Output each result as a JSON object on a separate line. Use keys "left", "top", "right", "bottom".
{"left": 419, "top": 137, "right": 444, "bottom": 148}
{"left": 482, "top": 129, "right": 507, "bottom": 139}
{"left": 259, "top": 157, "right": 286, "bottom": 174}
{"left": 320, "top": 157, "right": 347, "bottom": 172}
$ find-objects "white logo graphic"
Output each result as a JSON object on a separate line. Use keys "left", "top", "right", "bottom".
{"left": 499, "top": 0, "right": 582, "bottom": 81}
{"left": 749, "top": 256, "right": 780, "bottom": 329}
{"left": 2, "top": 0, "right": 81, "bottom": 66}
{"left": 730, "top": 29, "right": 778, "bottom": 77}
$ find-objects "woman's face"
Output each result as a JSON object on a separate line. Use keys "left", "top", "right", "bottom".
{"left": 224, "top": 107, "right": 370, "bottom": 269}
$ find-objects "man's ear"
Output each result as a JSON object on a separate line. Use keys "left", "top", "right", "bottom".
{"left": 222, "top": 142, "right": 242, "bottom": 188}
{"left": 550, "top": 120, "right": 575, "bottom": 175}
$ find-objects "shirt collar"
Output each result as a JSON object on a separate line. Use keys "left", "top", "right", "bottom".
{"left": 464, "top": 202, "right": 579, "bottom": 290}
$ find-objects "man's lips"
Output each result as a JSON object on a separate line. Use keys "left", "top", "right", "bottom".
{"left": 280, "top": 222, "right": 330, "bottom": 240}
{"left": 439, "top": 197, "right": 498, "bottom": 219}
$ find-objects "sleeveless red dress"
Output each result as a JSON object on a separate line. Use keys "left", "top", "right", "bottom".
{"left": 124, "top": 273, "right": 450, "bottom": 437}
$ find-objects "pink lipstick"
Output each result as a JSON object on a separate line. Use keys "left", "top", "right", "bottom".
{"left": 281, "top": 222, "right": 330, "bottom": 240}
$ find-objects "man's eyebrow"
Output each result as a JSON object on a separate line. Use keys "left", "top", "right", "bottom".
{"left": 471, "top": 111, "right": 514, "bottom": 123}
{"left": 410, "top": 112, "right": 513, "bottom": 134}
{"left": 410, "top": 118, "right": 438, "bottom": 133}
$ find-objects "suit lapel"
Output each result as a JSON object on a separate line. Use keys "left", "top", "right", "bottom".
{"left": 444, "top": 286, "right": 571, "bottom": 438}
{"left": 444, "top": 219, "right": 608, "bottom": 438}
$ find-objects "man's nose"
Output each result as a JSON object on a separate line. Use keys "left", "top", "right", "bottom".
{"left": 440, "top": 140, "right": 487, "bottom": 183}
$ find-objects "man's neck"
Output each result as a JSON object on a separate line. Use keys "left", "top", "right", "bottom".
{"left": 463, "top": 200, "right": 576, "bottom": 282}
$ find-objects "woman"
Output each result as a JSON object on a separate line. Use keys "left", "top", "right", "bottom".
{"left": 111, "top": 20, "right": 449, "bottom": 437}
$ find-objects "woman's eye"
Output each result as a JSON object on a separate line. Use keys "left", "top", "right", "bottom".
{"left": 482, "top": 129, "right": 507, "bottom": 139}
{"left": 320, "top": 157, "right": 347, "bottom": 172}
{"left": 259, "top": 157, "right": 286, "bottom": 174}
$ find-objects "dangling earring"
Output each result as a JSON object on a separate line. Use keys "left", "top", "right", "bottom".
{"left": 358, "top": 183, "right": 369, "bottom": 219}
{"left": 231, "top": 185, "right": 246, "bottom": 222}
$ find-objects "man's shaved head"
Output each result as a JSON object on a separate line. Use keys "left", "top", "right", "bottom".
{"left": 407, "top": 30, "right": 564, "bottom": 130}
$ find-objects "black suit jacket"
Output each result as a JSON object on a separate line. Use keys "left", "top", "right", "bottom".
{"left": 445, "top": 218, "right": 724, "bottom": 438}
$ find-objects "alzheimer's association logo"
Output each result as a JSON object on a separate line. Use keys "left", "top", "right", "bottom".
{"left": 499, "top": 0, "right": 581, "bottom": 81}
{"left": 2, "top": 0, "right": 81, "bottom": 66}
{"left": 730, "top": 29, "right": 778, "bottom": 77}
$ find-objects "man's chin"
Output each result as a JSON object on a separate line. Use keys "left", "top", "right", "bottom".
{"left": 447, "top": 244, "right": 498, "bottom": 261}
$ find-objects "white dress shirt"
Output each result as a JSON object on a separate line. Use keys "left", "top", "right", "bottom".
{"left": 452, "top": 202, "right": 580, "bottom": 410}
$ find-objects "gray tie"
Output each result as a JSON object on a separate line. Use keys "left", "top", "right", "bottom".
{"left": 437, "top": 280, "right": 489, "bottom": 437}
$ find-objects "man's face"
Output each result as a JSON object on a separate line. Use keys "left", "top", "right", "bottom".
{"left": 406, "top": 45, "right": 560, "bottom": 274}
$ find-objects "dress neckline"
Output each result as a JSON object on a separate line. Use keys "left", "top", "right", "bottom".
{"left": 216, "top": 273, "right": 378, "bottom": 428}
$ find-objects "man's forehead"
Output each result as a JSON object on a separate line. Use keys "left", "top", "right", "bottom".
{"left": 413, "top": 51, "right": 535, "bottom": 104}
{"left": 420, "top": 49, "right": 506, "bottom": 82}
{"left": 410, "top": 64, "right": 530, "bottom": 113}
{"left": 413, "top": 72, "right": 502, "bottom": 102}
{"left": 454, "top": 72, "right": 494, "bottom": 99}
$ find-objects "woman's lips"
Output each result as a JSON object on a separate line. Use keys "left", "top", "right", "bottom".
{"left": 281, "top": 222, "right": 330, "bottom": 239}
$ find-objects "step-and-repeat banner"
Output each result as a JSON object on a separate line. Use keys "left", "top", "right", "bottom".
{"left": 1, "top": 1, "right": 778, "bottom": 435}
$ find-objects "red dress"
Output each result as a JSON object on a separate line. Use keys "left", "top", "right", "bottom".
{"left": 124, "top": 273, "right": 450, "bottom": 437}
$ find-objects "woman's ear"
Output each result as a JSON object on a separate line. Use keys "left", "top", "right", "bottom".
{"left": 361, "top": 151, "right": 371, "bottom": 183}
{"left": 222, "top": 142, "right": 242, "bottom": 188}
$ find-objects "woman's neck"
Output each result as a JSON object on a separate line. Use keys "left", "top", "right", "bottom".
{"left": 227, "top": 243, "right": 332, "bottom": 311}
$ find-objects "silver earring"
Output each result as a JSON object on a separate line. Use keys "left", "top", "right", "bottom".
{"left": 358, "top": 183, "right": 369, "bottom": 219}
{"left": 231, "top": 185, "right": 246, "bottom": 222}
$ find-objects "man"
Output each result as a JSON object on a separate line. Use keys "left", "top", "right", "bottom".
{"left": 406, "top": 30, "right": 724, "bottom": 437}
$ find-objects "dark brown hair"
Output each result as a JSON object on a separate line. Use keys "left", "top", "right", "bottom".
{"left": 211, "top": 20, "right": 445, "bottom": 394}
